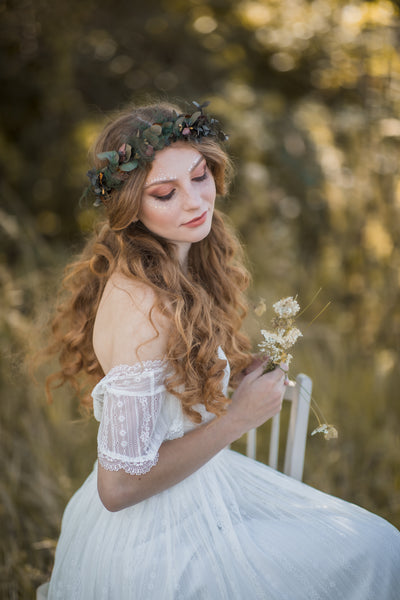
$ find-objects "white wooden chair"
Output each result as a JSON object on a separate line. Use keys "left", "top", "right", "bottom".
{"left": 245, "top": 373, "right": 312, "bottom": 481}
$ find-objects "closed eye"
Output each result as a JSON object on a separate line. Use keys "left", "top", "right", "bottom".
{"left": 192, "top": 170, "right": 208, "bottom": 182}
{"left": 152, "top": 167, "right": 207, "bottom": 199}
{"left": 154, "top": 189, "right": 175, "bottom": 201}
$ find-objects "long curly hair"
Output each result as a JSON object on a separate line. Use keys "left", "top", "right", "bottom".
{"left": 46, "top": 102, "right": 252, "bottom": 422}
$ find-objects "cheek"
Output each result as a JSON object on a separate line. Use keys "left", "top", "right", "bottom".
{"left": 140, "top": 200, "right": 177, "bottom": 228}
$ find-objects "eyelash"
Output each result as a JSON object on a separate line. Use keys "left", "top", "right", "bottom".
{"left": 156, "top": 190, "right": 175, "bottom": 201}
{"left": 155, "top": 170, "right": 208, "bottom": 201}
{"left": 193, "top": 171, "right": 208, "bottom": 182}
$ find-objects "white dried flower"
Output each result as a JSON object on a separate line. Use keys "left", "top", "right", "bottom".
{"left": 281, "top": 328, "right": 303, "bottom": 349}
{"left": 259, "top": 330, "right": 282, "bottom": 345}
{"left": 258, "top": 296, "right": 301, "bottom": 373}
{"left": 258, "top": 327, "right": 302, "bottom": 353}
{"left": 273, "top": 296, "right": 300, "bottom": 318}
{"left": 311, "top": 424, "right": 338, "bottom": 440}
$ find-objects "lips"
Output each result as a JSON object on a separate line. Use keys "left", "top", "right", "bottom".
{"left": 183, "top": 211, "right": 208, "bottom": 226}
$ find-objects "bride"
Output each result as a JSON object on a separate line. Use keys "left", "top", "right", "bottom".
{"left": 38, "top": 101, "right": 400, "bottom": 599}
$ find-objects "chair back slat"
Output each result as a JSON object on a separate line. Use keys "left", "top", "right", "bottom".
{"left": 246, "top": 428, "right": 257, "bottom": 459}
{"left": 283, "top": 373, "right": 312, "bottom": 480}
{"left": 268, "top": 413, "right": 280, "bottom": 470}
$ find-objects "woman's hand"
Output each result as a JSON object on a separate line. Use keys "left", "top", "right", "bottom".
{"left": 228, "top": 361, "right": 287, "bottom": 438}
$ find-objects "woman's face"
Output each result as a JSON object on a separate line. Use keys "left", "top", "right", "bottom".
{"left": 138, "top": 142, "right": 216, "bottom": 263}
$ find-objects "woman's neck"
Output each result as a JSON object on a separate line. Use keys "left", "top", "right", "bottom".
{"left": 175, "top": 242, "right": 191, "bottom": 275}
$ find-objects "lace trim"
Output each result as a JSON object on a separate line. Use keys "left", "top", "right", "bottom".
{"left": 103, "top": 359, "right": 166, "bottom": 381}
{"left": 92, "top": 361, "right": 168, "bottom": 422}
{"left": 98, "top": 452, "right": 160, "bottom": 475}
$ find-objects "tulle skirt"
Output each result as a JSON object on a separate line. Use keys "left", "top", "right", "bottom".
{"left": 38, "top": 449, "right": 400, "bottom": 600}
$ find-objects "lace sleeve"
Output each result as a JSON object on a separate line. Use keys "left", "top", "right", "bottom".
{"left": 94, "top": 361, "right": 170, "bottom": 476}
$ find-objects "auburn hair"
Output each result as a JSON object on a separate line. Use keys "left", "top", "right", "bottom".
{"left": 46, "top": 102, "right": 252, "bottom": 422}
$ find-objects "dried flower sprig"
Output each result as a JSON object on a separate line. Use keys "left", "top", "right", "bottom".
{"left": 257, "top": 296, "right": 302, "bottom": 373}
{"left": 255, "top": 295, "right": 338, "bottom": 440}
{"left": 311, "top": 423, "right": 338, "bottom": 440}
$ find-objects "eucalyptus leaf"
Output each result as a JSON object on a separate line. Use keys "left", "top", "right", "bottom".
{"left": 173, "top": 116, "right": 185, "bottom": 134}
{"left": 189, "top": 111, "right": 201, "bottom": 126}
{"left": 148, "top": 124, "right": 162, "bottom": 136}
{"left": 119, "top": 160, "right": 138, "bottom": 172}
{"left": 97, "top": 151, "right": 119, "bottom": 166}
{"left": 144, "top": 132, "right": 160, "bottom": 146}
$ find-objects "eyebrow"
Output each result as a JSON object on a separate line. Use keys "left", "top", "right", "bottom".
{"left": 144, "top": 155, "right": 205, "bottom": 189}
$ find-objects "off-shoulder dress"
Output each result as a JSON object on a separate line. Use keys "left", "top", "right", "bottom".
{"left": 38, "top": 349, "right": 400, "bottom": 599}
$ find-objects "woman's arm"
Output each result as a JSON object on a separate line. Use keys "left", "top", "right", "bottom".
{"left": 93, "top": 276, "right": 286, "bottom": 511}
{"left": 98, "top": 363, "right": 285, "bottom": 511}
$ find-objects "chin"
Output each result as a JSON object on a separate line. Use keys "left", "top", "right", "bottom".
{"left": 188, "top": 223, "right": 212, "bottom": 243}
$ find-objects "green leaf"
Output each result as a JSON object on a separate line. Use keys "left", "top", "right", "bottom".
{"left": 97, "top": 151, "right": 119, "bottom": 166}
{"left": 173, "top": 116, "right": 185, "bottom": 134}
{"left": 119, "top": 160, "right": 138, "bottom": 172}
{"left": 147, "top": 124, "right": 162, "bottom": 136}
{"left": 144, "top": 132, "right": 160, "bottom": 146}
{"left": 189, "top": 111, "right": 201, "bottom": 125}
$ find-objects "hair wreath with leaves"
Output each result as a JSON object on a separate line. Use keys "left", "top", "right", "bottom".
{"left": 83, "top": 101, "right": 228, "bottom": 206}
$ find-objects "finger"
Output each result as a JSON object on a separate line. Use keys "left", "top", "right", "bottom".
{"left": 269, "top": 364, "right": 287, "bottom": 381}
{"left": 247, "top": 360, "right": 277, "bottom": 381}
{"left": 248, "top": 361, "right": 271, "bottom": 380}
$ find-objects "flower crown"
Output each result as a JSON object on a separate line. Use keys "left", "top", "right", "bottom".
{"left": 83, "top": 101, "right": 228, "bottom": 206}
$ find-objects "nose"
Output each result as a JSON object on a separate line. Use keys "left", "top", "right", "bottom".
{"left": 181, "top": 183, "right": 202, "bottom": 210}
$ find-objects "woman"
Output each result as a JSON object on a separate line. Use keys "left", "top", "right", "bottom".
{"left": 38, "top": 101, "right": 400, "bottom": 599}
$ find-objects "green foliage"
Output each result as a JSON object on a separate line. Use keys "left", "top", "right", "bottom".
{"left": 1, "top": 0, "right": 400, "bottom": 596}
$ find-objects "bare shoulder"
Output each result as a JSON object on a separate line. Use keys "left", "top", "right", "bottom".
{"left": 93, "top": 272, "right": 170, "bottom": 372}
{"left": 98, "top": 271, "right": 156, "bottom": 315}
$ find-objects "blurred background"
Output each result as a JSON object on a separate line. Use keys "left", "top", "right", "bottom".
{"left": 1, "top": 0, "right": 400, "bottom": 597}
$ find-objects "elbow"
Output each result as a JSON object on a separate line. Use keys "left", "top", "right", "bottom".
{"left": 99, "top": 491, "right": 123, "bottom": 513}
{"left": 97, "top": 465, "right": 142, "bottom": 512}
{"left": 98, "top": 481, "right": 124, "bottom": 512}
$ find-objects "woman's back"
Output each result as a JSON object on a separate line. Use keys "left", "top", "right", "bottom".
{"left": 93, "top": 272, "right": 170, "bottom": 374}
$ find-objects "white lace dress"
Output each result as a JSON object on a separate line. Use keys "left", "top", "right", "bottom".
{"left": 38, "top": 349, "right": 400, "bottom": 600}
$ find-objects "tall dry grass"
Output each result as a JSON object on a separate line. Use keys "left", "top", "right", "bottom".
{"left": 0, "top": 237, "right": 97, "bottom": 599}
